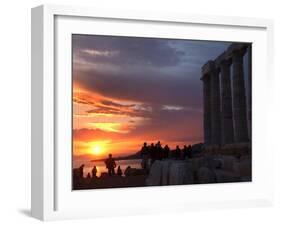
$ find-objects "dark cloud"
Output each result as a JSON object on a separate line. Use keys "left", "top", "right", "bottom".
{"left": 73, "top": 35, "right": 232, "bottom": 113}
{"left": 74, "top": 93, "right": 152, "bottom": 117}
{"left": 73, "top": 96, "right": 95, "bottom": 106}
{"left": 127, "top": 106, "right": 203, "bottom": 142}
{"left": 73, "top": 34, "right": 187, "bottom": 67}
{"left": 74, "top": 68, "right": 203, "bottom": 110}
{"left": 86, "top": 107, "right": 140, "bottom": 118}
{"left": 100, "top": 100, "right": 135, "bottom": 108}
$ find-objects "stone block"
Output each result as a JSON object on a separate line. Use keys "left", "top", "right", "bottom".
{"left": 214, "top": 169, "right": 240, "bottom": 183}
{"left": 169, "top": 161, "right": 193, "bottom": 185}
{"left": 146, "top": 161, "right": 162, "bottom": 186}
{"left": 197, "top": 167, "right": 216, "bottom": 184}
{"left": 161, "top": 160, "right": 173, "bottom": 185}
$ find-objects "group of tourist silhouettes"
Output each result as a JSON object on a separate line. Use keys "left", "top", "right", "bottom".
{"left": 74, "top": 154, "right": 122, "bottom": 181}
{"left": 100, "top": 141, "right": 194, "bottom": 175}
{"left": 140, "top": 141, "right": 193, "bottom": 171}
{"left": 74, "top": 141, "right": 193, "bottom": 180}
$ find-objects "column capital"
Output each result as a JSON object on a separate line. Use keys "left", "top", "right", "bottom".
{"left": 215, "top": 51, "right": 231, "bottom": 68}
{"left": 227, "top": 43, "right": 248, "bottom": 60}
{"left": 201, "top": 60, "right": 217, "bottom": 80}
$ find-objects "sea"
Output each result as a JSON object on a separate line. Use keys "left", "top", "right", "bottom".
{"left": 73, "top": 159, "right": 142, "bottom": 177}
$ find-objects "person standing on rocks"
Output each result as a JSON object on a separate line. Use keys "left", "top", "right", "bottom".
{"left": 117, "top": 166, "right": 123, "bottom": 176}
{"left": 149, "top": 143, "right": 156, "bottom": 165}
{"left": 164, "top": 145, "right": 170, "bottom": 159}
{"left": 175, "top": 145, "right": 181, "bottom": 160}
{"left": 183, "top": 145, "right": 189, "bottom": 160}
{"left": 155, "top": 141, "right": 163, "bottom": 160}
{"left": 141, "top": 142, "right": 150, "bottom": 171}
{"left": 105, "top": 154, "right": 116, "bottom": 176}
{"left": 91, "top": 165, "right": 97, "bottom": 178}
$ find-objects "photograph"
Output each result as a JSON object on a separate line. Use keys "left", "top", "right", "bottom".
{"left": 72, "top": 34, "right": 252, "bottom": 190}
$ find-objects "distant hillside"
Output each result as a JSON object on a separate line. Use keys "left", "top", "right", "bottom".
{"left": 91, "top": 151, "right": 142, "bottom": 162}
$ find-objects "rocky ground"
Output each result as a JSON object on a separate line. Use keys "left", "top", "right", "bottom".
{"left": 73, "top": 153, "right": 251, "bottom": 190}
{"left": 73, "top": 174, "right": 147, "bottom": 190}
{"left": 146, "top": 154, "right": 252, "bottom": 186}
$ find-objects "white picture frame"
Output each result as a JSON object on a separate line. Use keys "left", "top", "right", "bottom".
{"left": 31, "top": 4, "right": 274, "bottom": 221}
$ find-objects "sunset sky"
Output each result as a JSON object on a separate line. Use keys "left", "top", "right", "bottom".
{"left": 72, "top": 34, "right": 232, "bottom": 160}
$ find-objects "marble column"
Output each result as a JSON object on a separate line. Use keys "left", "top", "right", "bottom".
{"left": 201, "top": 69, "right": 212, "bottom": 145}
{"left": 228, "top": 44, "right": 248, "bottom": 143}
{"left": 215, "top": 52, "right": 234, "bottom": 145}
{"left": 202, "top": 61, "right": 221, "bottom": 145}
{"left": 247, "top": 44, "right": 252, "bottom": 140}
{"left": 210, "top": 64, "right": 221, "bottom": 145}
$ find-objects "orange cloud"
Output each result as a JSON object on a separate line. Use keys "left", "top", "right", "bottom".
{"left": 72, "top": 83, "right": 203, "bottom": 160}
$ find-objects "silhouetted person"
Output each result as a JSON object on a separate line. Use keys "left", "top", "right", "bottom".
{"left": 86, "top": 172, "right": 91, "bottom": 179}
{"left": 91, "top": 166, "right": 97, "bottom": 178}
{"left": 175, "top": 145, "right": 181, "bottom": 159}
{"left": 78, "top": 164, "right": 85, "bottom": 178}
{"left": 155, "top": 141, "right": 163, "bottom": 160}
{"left": 171, "top": 147, "right": 177, "bottom": 159}
{"left": 164, "top": 145, "right": 170, "bottom": 159}
{"left": 149, "top": 143, "right": 156, "bottom": 165}
{"left": 73, "top": 164, "right": 85, "bottom": 185}
{"left": 124, "top": 166, "right": 131, "bottom": 177}
{"left": 141, "top": 142, "right": 150, "bottom": 170}
{"left": 105, "top": 154, "right": 116, "bottom": 176}
{"left": 117, "top": 166, "right": 122, "bottom": 176}
{"left": 182, "top": 145, "right": 188, "bottom": 159}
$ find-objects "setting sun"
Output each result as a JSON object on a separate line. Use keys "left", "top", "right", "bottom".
{"left": 88, "top": 141, "right": 110, "bottom": 156}
{"left": 92, "top": 145, "right": 101, "bottom": 155}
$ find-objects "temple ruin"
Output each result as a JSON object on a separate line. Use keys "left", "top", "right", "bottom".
{"left": 201, "top": 43, "right": 252, "bottom": 154}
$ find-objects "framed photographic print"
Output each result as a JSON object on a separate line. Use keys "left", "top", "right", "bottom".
{"left": 31, "top": 4, "right": 274, "bottom": 221}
